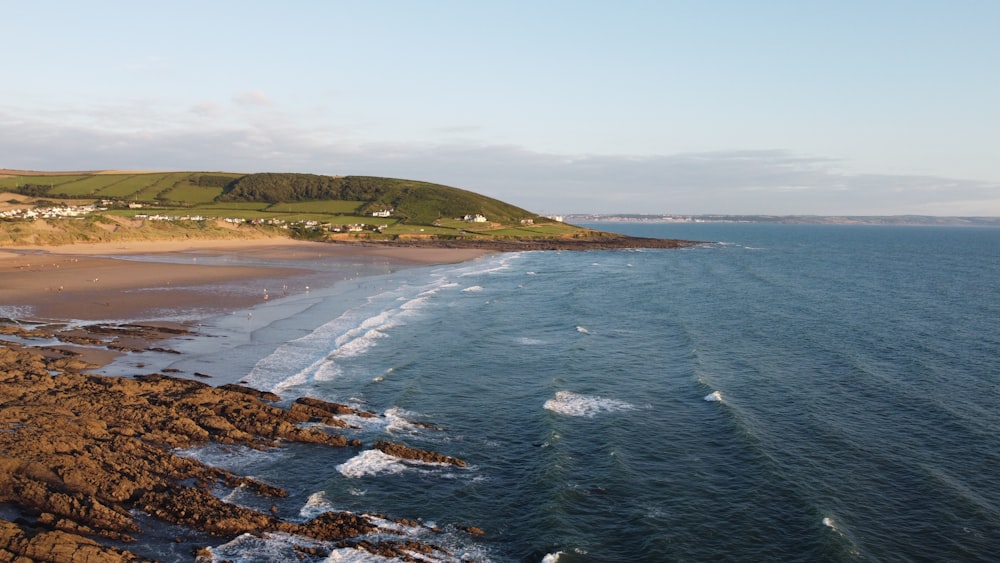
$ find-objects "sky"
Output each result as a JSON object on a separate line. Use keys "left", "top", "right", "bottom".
{"left": 2, "top": 1, "right": 998, "bottom": 216}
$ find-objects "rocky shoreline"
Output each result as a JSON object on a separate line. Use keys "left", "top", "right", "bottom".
{"left": 0, "top": 324, "right": 477, "bottom": 562}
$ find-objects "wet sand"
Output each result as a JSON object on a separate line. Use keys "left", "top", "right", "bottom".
{"left": 0, "top": 239, "right": 488, "bottom": 321}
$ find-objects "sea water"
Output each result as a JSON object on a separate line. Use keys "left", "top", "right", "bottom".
{"left": 142, "top": 223, "right": 1000, "bottom": 561}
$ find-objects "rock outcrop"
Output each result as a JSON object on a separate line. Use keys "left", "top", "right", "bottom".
{"left": 0, "top": 342, "right": 472, "bottom": 561}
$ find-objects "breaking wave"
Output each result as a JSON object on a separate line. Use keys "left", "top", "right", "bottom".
{"left": 543, "top": 391, "right": 636, "bottom": 417}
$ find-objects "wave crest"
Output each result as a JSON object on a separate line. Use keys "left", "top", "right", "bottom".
{"left": 544, "top": 391, "right": 636, "bottom": 417}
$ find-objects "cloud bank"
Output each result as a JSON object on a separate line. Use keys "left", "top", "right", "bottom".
{"left": 2, "top": 110, "right": 996, "bottom": 216}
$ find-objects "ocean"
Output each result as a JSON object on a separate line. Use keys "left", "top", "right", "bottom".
{"left": 109, "top": 222, "right": 1000, "bottom": 562}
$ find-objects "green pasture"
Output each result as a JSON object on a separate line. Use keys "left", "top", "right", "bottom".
{"left": 49, "top": 175, "right": 135, "bottom": 197}
{"left": 160, "top": 183, "right": 224, "bottom": 204}
{"left": 93, "top": 173, "right": 170, "bottom": 198}
{"left": 140, "top": 173, "right": 190, "bottom": 200}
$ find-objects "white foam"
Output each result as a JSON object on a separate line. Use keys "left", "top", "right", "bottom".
{"left": 541, "top": 549, "right": 586, "bottom": 562}
{"left": 336, "top": 450, "right": 409, "bottom": 478}
{"left": 245, "top": 261, "right": 496, "bottom": 393}
{"left": 251, "top": 297, "right": 405, "bottom": 393}
{"left": 331, "top": 311, "right": 395, "bottom": 352}
{"left": 333, "top": 327, "right": 389, "bottom": 359}
{"left": 823, "top": 516, "right": 837, "bottom": 530}
{"left": 322, "top": 406, "right": 427, "bottom": 434}
{"left": 459, "top": 257, "right": 515, "bottom": 277}
{"left": 704, "top": 390, "right": 723, "bottom": 402}
{"left": 211, "top": 529, "right": 454, "bottom": 563}
{"left": 515, "top": 336, "right": 546, "bottom": 345}
{"left": 210, "top": 532, "right": 325, "bottom": 563}
{"left": 325, "top": 547, "right": 398, "bottom": 562}
{"left": 399, "top": 292, "right": 433, "bottom": 311}
{"left": 544, "top": 391, "right": 636, "bottom": 417}
{"left": 462, "top": 285, "right": 484, "bottom": 292}
{"left": 337, "top": 449, "right": 457, "bottom": 478}
{"left": 576, "top": 326, "right": 590, "bottom": 334}
{"left": 300, "top": 490, "right": 338, "bottom": 520}
{"left": 0, "top": 305, "right": 33, "bottom": 318}
{"left": 173, "top": 443, "right": 281, "bottom": 472}
{"left": 384, "top": 406, "right": 426, "bottom": 434}
{"left": 221, "top": 483, "right": 254, "bottom": 505}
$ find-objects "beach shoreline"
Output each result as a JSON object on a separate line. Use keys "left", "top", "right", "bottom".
{"left": 1, "top": 238, "right": 489, "bottom": 380}
{"left": 1, "top": 239, "right": 489, "bottom": 322}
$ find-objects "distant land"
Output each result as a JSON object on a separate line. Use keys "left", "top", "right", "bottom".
{"left": 565, "top": 214, "right": 1000, "bottom": 227}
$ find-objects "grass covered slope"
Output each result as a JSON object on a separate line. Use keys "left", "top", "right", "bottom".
{"left": 0, "top": 170, "right": 693, "bottom": 248}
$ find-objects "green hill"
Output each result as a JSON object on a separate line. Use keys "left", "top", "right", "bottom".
{"left": 217, "top": 173, "right": 542, "bottom": 225}
{"left": 0, "top": 170, "right": 619, "bottom": 245}
{"left": 1, "top": 171, "right": 545, "bottom": 225}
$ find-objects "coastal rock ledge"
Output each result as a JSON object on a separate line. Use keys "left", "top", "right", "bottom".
{"left": 0, "top": 344, "right": 471, "bottom": 562}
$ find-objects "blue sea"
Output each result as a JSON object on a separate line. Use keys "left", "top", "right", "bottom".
{"left": 113, "top": 223, "right": 1000, "bottom": 562}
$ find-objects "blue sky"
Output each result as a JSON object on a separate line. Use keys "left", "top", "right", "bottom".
{"left": 3, "top": 1, "right": 997, "bottom": 215}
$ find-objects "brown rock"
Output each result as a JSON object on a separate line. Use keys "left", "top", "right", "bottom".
{"left": 295, "top": 396, "right": 378, "bottom": 418}
{"left": 218, "top": 383, "right": 281, "bottom": 402}
{"left": 0, "top": 520, "right": 146, "bottom": 562}
{"left": 373, "top": 441, "right": 468, "bottom": 467}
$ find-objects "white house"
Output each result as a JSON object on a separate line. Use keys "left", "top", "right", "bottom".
{"left": 463, "top": 214, "right": 487, "bottom": 223}
{"left": 371, "top": 209, "right": 393, "bottom": 218}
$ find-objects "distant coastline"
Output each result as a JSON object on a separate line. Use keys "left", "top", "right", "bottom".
{"left": 566, "top": 214, "right": 1000, "bottom": 227}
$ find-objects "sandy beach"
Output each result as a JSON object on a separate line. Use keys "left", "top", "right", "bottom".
{"left": 0, "top": 239, "right": 488, "bottom": 321}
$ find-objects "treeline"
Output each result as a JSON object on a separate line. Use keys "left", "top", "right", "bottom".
{"left": 13, "top": 184, "right": 51, "bottom": 197}
{"left": 218, "top": 174, "right": 398, "bottom": 203}
{"left": 190, "top": 174, "right": 237, "bottom": 188}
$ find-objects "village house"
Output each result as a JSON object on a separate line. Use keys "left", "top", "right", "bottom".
{"left": 1, "top": 204, "right": 104, "bottom": 220}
